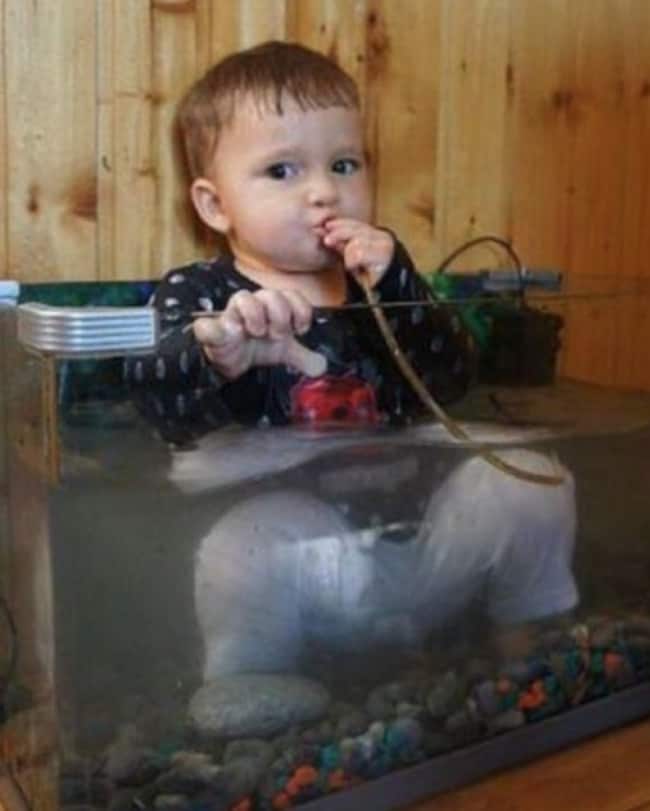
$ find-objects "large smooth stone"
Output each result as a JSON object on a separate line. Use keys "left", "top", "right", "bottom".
{"left": 188, "top": 674, "right": 330, "bottom": 738}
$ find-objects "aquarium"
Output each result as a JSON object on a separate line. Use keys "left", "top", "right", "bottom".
{"left": 1, "top": 276, "right": 650, "bottom": 811}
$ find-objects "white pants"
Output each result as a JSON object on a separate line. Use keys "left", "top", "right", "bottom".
{"left": 194, "top": 448, "right": 578, "bottom": 681}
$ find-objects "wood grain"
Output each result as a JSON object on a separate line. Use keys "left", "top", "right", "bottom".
{"left": 4, "top": 0, "right": 97, "bottom": 282}
{"left": 286, "top": 0, "right": 368, "bottom": 97}
{"left": 0, "top": 0, "right": 7, "bottom": 279}
{"left": 151, "top": 0, "right": 204, "bottom": 273}
{"left": 434, "top": 0, "right": 515, "bottom": 270}
{"left": 97, "top": 0, "right": 156, "bottom": 281}
{"left": 369, "top": 0, "right": 440, "bottom": 267}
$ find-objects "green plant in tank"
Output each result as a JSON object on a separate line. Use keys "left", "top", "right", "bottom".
{"left": 423, "top": 271, "right": 493, "bottom": 351}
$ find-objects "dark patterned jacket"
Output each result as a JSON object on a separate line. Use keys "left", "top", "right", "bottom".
{"left": 125, "top": 241, "right": 473, "bottom": 444}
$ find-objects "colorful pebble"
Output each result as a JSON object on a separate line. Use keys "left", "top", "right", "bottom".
{"left": 271, "top": 791, "right": 291, "bottom": 810}
{"left": 518, "top": 679, "right": 546, "bottom": 710}
{"left": 327, "top": 769, "right": 348, "bottom": 790}
{"left": 604, "top": 651, "right": 624, "bottom": 679}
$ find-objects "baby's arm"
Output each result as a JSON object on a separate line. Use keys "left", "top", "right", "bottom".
{"left": 126, "top": 266, "right": 328, "bottom": 443}
{"left": 376, "top": 243, "right": 475, "bottom": 405}
{"left": 374, "top": 245, "right": 474, "bottom": 404}
{"left": 324, "top": 219, "right": 475, "bottom": 406}
{"left": 124, "top": 265, "right": 233, "bottom": 443}
{"left": 193, "top": 288, "right": 326, "bottom": 379}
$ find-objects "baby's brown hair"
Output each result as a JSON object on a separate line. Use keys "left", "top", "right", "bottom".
{"left": 177, "top": 40, "right": 360, "bottom": 179}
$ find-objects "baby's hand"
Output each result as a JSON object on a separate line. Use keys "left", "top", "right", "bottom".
{"left": 193, "top": 289, "right": 327, "bottom": 380}
{"left": 322, "top": 219, "right": 394, "bottom": 287}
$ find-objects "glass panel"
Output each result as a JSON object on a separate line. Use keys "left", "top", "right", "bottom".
{"left": 2, "top": 277, "right": 650, "bottom": 811}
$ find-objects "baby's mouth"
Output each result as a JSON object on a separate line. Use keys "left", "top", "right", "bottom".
{"left": 312, "top": 216, "right": 334, "bottom": 240}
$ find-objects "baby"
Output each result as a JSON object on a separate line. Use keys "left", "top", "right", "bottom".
{"left": 128, "top": 41, "right": 472, "bottom": 442}
{"left": 127, "top": 42, "right": 578, "bottom": 732}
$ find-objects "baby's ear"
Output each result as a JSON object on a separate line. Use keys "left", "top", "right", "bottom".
{"left": 190, "top": 178, "right": 230, "bottom": 234}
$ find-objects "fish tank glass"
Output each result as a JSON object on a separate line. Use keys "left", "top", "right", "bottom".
{"left": 1, "top": 274, "right": 650, "bottom": 811}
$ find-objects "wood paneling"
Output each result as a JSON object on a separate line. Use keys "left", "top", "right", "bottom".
{"left": 285, "top": 0, "right": 369, "bottom": 110}
{"left": 98, "top": 0, "right": 155, "bottom": 281}
{"left": 369, "top": 1, "right": 441, "bottom": 265}
{"left": 435, "top": 0, "right": 515, "bottom": 265}
{"left": 151, "top": 0, "right": 204, "bottom": 275}
{"left": 0, "top": 0, "right": 649, "bottom": 388}
{"left": 4, "top": 0, "right": 97, "bottom": 282}
{"left": 0, "top": 3, "right": 7, "bottom": 278}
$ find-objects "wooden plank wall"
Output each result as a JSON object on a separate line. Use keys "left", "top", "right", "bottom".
{"left": 0, "top": 0, "right": 649, "bottom": 389}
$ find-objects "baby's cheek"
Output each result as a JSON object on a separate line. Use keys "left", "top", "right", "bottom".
{"left": 350, "top": 179, "right": 372, "bottom": 222}
{"left": 257, "top": 219, "right": 287, "bottom": 255}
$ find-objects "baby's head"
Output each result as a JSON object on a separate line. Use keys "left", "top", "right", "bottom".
{"left": 177, "top": 42, "right": 372, "bottom": 278}
{"left": 178, "top": 41, "right": 361, "bottom": 179}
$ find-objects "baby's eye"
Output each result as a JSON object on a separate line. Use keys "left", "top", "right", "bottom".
{"left": 331, "top": 158, "right": 361, "bottom": 175}
{"left": 266, "top": 162, "right": 298, "bottom": 180}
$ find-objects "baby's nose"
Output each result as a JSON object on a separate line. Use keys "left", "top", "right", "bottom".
{"left": 307, "top": 171, "right": 338, "bottom": 206}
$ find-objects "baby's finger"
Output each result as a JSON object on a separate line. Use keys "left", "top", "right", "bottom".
{"left": 284, "top": 339, "right": 327, "bottom": 377}
{"left": 323, "top": 217, "right": 365, "bottom": 235}
{"left": 280, "top": 289, "right": 313, "bottom": 335}
{"left": 322, "top": 218, "right": 364, "bottom": 249}
{"left": 229, "top": 290, "right": 269, "bottom": 337}
{"left": 193, "top": 314, "right": 248, "bottom": 376}
{"left": 255, "top": 289, "right": 293, "bottom": 340}
{"left": 342, "top": 235, "right": 375, "bottom": 272}
{"left": 202, "top": 339, "right": 243, "bottom": 376}
{"left": 193, "top": 314, "right": 243, "bottom": 348}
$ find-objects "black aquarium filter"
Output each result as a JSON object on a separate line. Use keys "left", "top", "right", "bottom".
{"left": 479, "top": 305, "right": 564, "bottom": 386}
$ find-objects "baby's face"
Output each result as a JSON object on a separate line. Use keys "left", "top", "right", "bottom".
{"left": 199, "top": 95, "right": 371, "bottom": 276}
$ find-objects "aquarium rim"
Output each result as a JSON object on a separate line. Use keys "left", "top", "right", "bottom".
{"left": 302, "top": 681, "right": 650, "bottom": 811}
{"left": 16, "top": 301, "right": 159, "bottom": 357}
{"left": 0, "top": 280, "right": 19, "bottom": 308}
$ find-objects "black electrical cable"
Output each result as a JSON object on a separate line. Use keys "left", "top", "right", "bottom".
{"left": 434, "top": 234, "right": 526, "bottom": 303}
